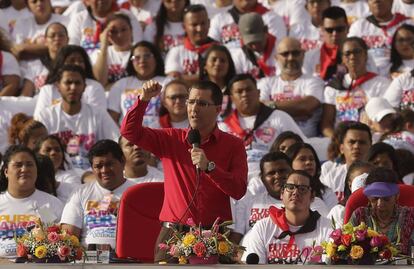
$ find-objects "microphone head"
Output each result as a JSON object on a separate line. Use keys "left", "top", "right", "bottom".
{"left": 188, "top": 129, "right": 201, "bottom": 146}
{"left": 246, "top": 253, "right": 259, "bottom": 264}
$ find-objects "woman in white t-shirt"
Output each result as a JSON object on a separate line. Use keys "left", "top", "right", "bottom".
{"left": 108, "top": 41, "right": 167, "bottom": 126}
{"left": 0, "top": 145, "right": 64, "bottom": 258}
{"left": 0, "top": 31, "right": 21, "bottom": 96}
{"left": 388, "top": 24, "right": 414, "bottom": 79}
{"left": 143, "top": 0, "right": 188, "bottom": 55}
{"left": 33, "top": 45, "right": 107, "bottom": 118}
{"left": 20, "top": 22, "right": 69, "bottom": 96}
{"left": 0, "top": 0, "right": 31, "bottom": 36}
{"left": 91, "top": 12, "right": 133, "bottom": 88}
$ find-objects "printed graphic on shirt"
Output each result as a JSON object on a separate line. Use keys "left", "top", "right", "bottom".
{"left": 335, "top": 88, "right": 367, "bottom": 123}
{"left": 300, "top": 38, "right": 321, "bottom": 51}
{"left": 220, "top": 23, "right": 240, "bottom": 47}
{"left": 163, "top": 34, "right": 184, "bottom": 53}
{"left": 182, "top": 58, "right": 199, "bottom": 75}
{"left": 249, "top": 208, "right": 270, "bottom": 227}
{"left": 81, "top": 27, "right": 99, "bottom": 53}
{"left": 268, "top": 244, "right": 317, "bottom": 264}
{"left": 401, "top": 88, "right": 414, "bottom": 110}
{"left": 34, "top": 74, "right": 47, "bottom": 90}
{"left": 271, "top": 84, "right": 302, "bottom": 102}
{"left": 57, "top": 131, "right": 96, "bottom": 170}
{"left": 108, "top": 64, "right": 128, "bottom": 84}
{"left": 0, "top": 215, "right": 38, "bottom": 256}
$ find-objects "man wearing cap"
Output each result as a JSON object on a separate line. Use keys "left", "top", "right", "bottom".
{"left": 258, "top": 37, "right": 324, "bottom": 138}
{"left": 349, "top": 167, "right": 414, "bottom": 256}
{"left": 229, "top": 12, "right": 279, "bottom": 79}
{"left": 208, "top": 0, "right": 286, "bottom": 49}
{"left": 363, "top": 97, "right": 397, "bottom": 142}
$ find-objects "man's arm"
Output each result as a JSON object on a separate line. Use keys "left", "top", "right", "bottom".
{"left": 273, "top": 96, "right": 321, "bottom": 120}
{"left": 320, "top": 104, "right": 336, "bottom": 138}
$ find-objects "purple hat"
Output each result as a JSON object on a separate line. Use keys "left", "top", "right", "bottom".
{"left": 363, "top": 182, "right": 399, "bottom": 197}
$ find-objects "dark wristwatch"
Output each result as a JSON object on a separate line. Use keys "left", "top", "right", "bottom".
{"left": 206, "top": 161, "right": 216, "bottom": 173}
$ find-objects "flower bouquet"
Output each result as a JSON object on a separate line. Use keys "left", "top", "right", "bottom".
{"left": 15, "top": 223, "right": 84, "bottom": 263}
{"left": 159, "top": 218, "right": 244, "bottom": 264}
{"left": 321, "top": 221, "right": 399, "bottom": 265}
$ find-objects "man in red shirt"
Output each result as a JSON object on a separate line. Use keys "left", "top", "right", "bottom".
{"left": 120, "top": 80, "right": 248, "bottom": 262}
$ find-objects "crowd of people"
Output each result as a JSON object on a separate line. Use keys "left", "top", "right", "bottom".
{"left": 1, "top": 0, "right": 414, "bottom": 264}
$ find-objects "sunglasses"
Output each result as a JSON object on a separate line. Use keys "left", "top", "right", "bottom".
{"left": 283, "top": 183, "right": 311, "bottom": 194}
{"left": 278, "top": 50, "right": 302, "bottom": 58}
{"left": 324, "top": 26, "right": 347, "bottom": 34}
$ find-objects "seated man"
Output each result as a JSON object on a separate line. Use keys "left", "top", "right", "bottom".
{"left": 242, "top": 169, "right": 333, "bottom": 264}
{"left": 61, "top": 140, "right": 135, "bottom": 249}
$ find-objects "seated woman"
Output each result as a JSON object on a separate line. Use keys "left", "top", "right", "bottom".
{"left": 388, "top": 24, "right": 414, "bottom": 79}
{"left": 0, "top": 30, "right": 21, "bottom": 96}
{"left": 33, "top": 45, "right": 106, "bottom": 118}
{"left": 349, "top": 167, "right": 414, "bottom": 255}
{"left": 270, "top": 130, "right": 304, "bottom": 153}
{"left": 0, "top": 145, "right": 64, "bottom": 258}
{"left": 8, "top": 113, "right": 48, "bottom": 150}
{"left": 19, "top": 22, "right": 69, "bottom": 96}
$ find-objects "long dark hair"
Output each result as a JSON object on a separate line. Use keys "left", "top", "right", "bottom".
{"left": 154, "top": 0, "right": 189, "bottom": 52}
{"left": 35, "top": 154, "right": 58, "bottom": 197}
{"left": 366, "top": 142, "right": 400, "bottom": 177}
{"left": 390, "top": 24, "right": 414, "bottom": 74}
{"left": 285, "top": 142, "right": 326, "bottom": 199}
{"left": 46, "top": 45, "right": 95, "bottom": 84}
{"left": 34, "top": 135, "right": 69, "bottom": 171}
{"left": 199, "top": 44, "right": 236, "bottom": 83}
{"left": 125, "top": 41, "right": 165, "bottom": 77}
{"left": 0, "top": 0, "right": 11, "bottom": 8}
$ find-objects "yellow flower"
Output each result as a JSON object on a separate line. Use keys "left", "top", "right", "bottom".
{"left": 355, "top": 222, "right": 366, "bottom": 231}
{"left": 182, "top": 234, "right": 196, "bottom": 247}
{"left": 325, "top": 242, "right": 337, "bottom": 257}
{"left": 178, "top": 256, "right": 187, "bottom": 264}
{"left": 217, "top": 241, "right": 230, "bottom": 254}
{"left": 70, "top": 235, "right": 80, "bottom": 247}
{"left": 350, "top": 245, "right": 364, "bottom": 260}
{"left": 32, "top": 228, "right": 45, "bottom": 241}
{"left": 342, "top": 222, "right": 354, "bottom": 235}
{"left": 337, "top": 244, "right": 347, "bottom": 251}
{"left": 367, "top": 228, "right": 379, "bottom": 238}
{"left": 34, "top": 246, "right": 47, "bottom": 259}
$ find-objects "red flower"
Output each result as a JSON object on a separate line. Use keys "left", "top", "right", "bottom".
{"left": 17, "top": 244, "right": 27, "bottom": 257}
{"left": 341, "top": 234, "right": 352, "bottom": 246}
{"left": 75, "top": 248, "right": 83, "bottom": 260}
{"left": 47, "top": 226, "right": 60, "bottom": 233}
{"left": 193, "top": 242, "right": 207, "bottom": 257}
{"left": 379, "top": 249, "right": 392, "bottom": 260}
{"left": 58, "top": 245, "right": 71, "bottom": 257}
{"left": 379, "top": 235, "right": 389, "bottom": 245}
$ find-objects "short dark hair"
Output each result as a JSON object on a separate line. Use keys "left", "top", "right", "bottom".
{"left": 365, "top": 167, "right": 399, "bottom": 185}
{"left": 342, "top": 37, "right": 369, "bottom": 53}
{"left": 366, "top": 142, "right": 399, "bottom": 174}
{"left": 190, "top": 80, "right": 223, "bottom": 105}
{"left": 87, "top": 140, "right": 125, "bottom": 165}
{"left": 35, "top": 154, "right": 57, "bottom": 197}
{"left": 259, "top": 151, "right": 291, "bottom": 176}
{"left": 183, "top": 4, "right": 207, "bottom": 16}
{"left": 56, "top": 65, "right": 86, "bottom": 83}
{"left": 339, "top": 121, "right": 372, "bottom": 144}
{"left": 322, "top": 6, "right": 348, "bottom": 23}
{"left": 284, "top": 170, "right": 315, "bottom": 191}
{"left": 228, "top": 74, "right": 257, "bottom": 94}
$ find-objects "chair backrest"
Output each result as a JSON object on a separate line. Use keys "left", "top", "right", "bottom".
{"left": 344, "top": 184, "right": 414, "bottom": 223}
{"left": 116, "top": 182, "right": 164, "bottom": 262}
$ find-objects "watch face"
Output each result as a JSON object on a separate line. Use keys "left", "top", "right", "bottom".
{"left": 208, "top": 161, "right": 215, "bottom": 172}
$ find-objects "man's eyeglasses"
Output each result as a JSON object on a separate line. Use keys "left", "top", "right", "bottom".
{"left": 166, "top": 94, "right": 188, "bottom": 101}
{"left": 324, "top": 26, "right": 347, "bottom": 34}
{"left": 283, "top": 183, "right": 311, "bottom": 194}
{"left": 186, "top": 99, "right": 216, "bottom": 108}
{"left": 131, "top": 53, "right": 153, "bottom": 62}
{"left": 278, "top": 50, "right": 302, "bottom": 58}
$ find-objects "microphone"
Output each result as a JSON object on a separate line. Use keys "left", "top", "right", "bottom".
{"left": 246, "top": 253, "right": 259, "bottom": 264}
{"left": 188, "top": 129, "right": 201, "bottom": 171}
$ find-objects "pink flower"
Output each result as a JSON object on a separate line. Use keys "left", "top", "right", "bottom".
{"left": 16, "top": 243, "right": 27, "bottom": 257}
{"left": 158, "top": 243, "right": 169, "bottom": 250}
{"left": 355, "top": 229, "right": 367, "bottom": 241}
{"left": 193, "top": 242, "right": 207, "bottom": 257}
{"left": 202, "top": 230, "right": 212, "bottom": 238}
{"left": 47, "top": 232, "right": 59, "bottom": 243}
{"left": 370, "top": 236, "right": 383, "bottom": 248}
{"left": 186, "top": 218, "right": 196, "bottom": 227}
{"left": 47, "top": 226, "right": 60, "bottom": 233}
{"left": 58, "top": 245, "right": 71, "bottom": 257}
{"left": 330, "top": 229, "right": 342, "bottom": 244}
{"left": 169, "top": 245, "right": 179, "bottom": 257}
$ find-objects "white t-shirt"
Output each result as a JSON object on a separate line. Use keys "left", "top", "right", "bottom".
{"left": 348, "top": 15, "right": 414, "bottom": 73}
{"left": 0, "top": 51, "right": 21, "bottom": 86}
{"left": 143, "top": 21, "right": 184, "bottom": 54}
{"left": 20, "top": 59, "right": 49, "bottom": 90}
{"left": 331, "top": 0, "right": 370, "bottom": 25}
{"left": 383, "top": 131, "right": 414, "bottom": 155}
{"left": 242, "top": 214, "right": 332, "bottom": 264}
{"left": 12, "top": 14, "right": 67, "bottom": 44}
{"left": 165, "top": 44, "right": 208, "bottom": 75}
{"left": 56, "top": 181, "right": 77, "bottom": 204}
{"left": 107, "top": 75, "right": 167, "bottom": 126}
{"left": 324, "top": 73, "right": 390, "bottom": 125}
{"left": 62, "top": 1, "right": 87, "bottom": 18}
{"left": 392, "top": 0, "right": 414, "bottom": 20}
{"left": 258, "top": 74, "right": 324, "bottom": 137}
{"left": 289, "top": 22, "right": 322, "bottom": 51}
{"left": 230, "top": 46, "right": 278, "bottom": 79}
{"left": 208, "top": 9, "right": 287, "bottom": 49}
{"left": 384, "top": 71, "right": 414, "bottom": 110}
{"left": 269, "top": 0, "right": 304, "bottom": 29}
{"left": 67, "top": 9, "right": 143, "bottom": 55}
{"left": 191, "top": 0, "right": 232, "bottom": 17}
{"left": 34, "top": 78, "right": 107, "bottom": 119}
{"left": 121, "top": 5, "right": 152, "bottom": 26}
{"left": 125, "top": 166, "right": 164, "bottom": 184}
{"left": 320, "top": 161, "right": 347, "bottom": 203}
{"left": 90, "top": 46, "right": 130, "bottom": 83}
{"left": 0, "top": 190, "right": 64, "bottom": 258}
{"left": 60, "top": 180, "right": 136, "bottom": 248}
{"left": 56, "top": 169, "right": 82, "bottom": 185}
{"left": 327, "top": 204, "right": 345, "bottom": 228}
{"left": 0, "top": 6, "right": 31, "bottom": 36}
{"left": 35, "top": 103, "right": 119, "bottom": 170}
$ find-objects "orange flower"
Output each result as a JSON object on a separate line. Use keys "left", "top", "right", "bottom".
{"left": 341, "top": 234, "right": 352, "bottom": 246}
{"left": 350, "top": 245, "right": 364, "bottom": 260}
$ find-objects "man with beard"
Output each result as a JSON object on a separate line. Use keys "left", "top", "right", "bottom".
{"left": 118, "top": 136, "right": 163, "bottom": 184}
{"left": 259, "top": 37, "right": 324, "bottom": 138}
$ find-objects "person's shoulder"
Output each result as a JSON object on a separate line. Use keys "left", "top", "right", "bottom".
{"left": 217, "top": 127, "right": 244, "bottom": 143}
{"left": 210, "top": 11, "right": 231, "bottom": 22}
{"left": 33, "top": 189, "right": 64, "bottom": 205}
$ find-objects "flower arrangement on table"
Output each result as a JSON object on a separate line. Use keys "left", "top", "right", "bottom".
{"left": 159, "top": 218, "right": 244, "bottom": 264}
{"left": 321, "top": 221, "right": 399, "bottom": 265}
{"left": 15, "top": 223, "right": 84, "bottom": 263}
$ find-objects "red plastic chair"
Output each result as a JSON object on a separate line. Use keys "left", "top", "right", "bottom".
{"left": 344, "top": 184, "right": 414, "bottom": 223}
{"left": 116, "top": 182, "right": 164, "bottom": 262}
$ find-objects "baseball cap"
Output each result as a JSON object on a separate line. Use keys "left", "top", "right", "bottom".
{"left": 363, "top": 182, "right": 399, "bottom": 197}
{"left": 365, "top": 97, "right": 396, "bottom": 122}
{"left": 238, "top": 13, "right": 266, "bottom": 45}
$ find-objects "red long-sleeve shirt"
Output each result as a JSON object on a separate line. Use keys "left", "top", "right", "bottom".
{"left": 120, "top": 98, "right": 248, "bottom": 225}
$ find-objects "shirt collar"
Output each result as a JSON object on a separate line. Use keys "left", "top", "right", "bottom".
{"left": 185, "top": 125, "right": 220, "bottom": 145}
